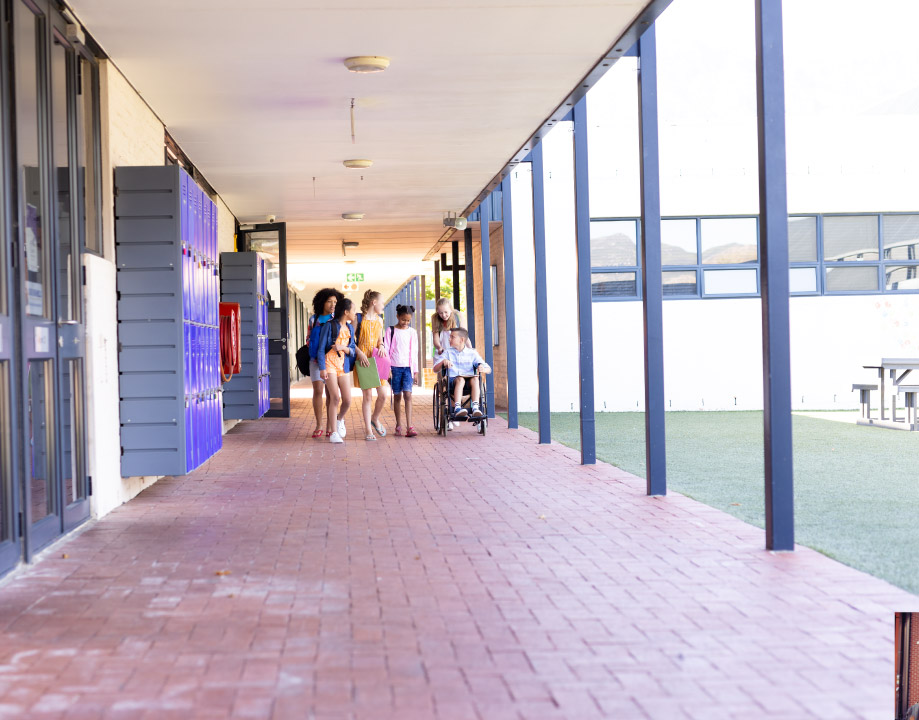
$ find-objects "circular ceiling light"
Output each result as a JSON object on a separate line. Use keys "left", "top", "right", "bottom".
{"left": 344, "top": 56, "right": 390, "bottom": 73}
{"left": 342, "top": 212, "right": 365, "bottom": 221}
{"left": 343, "top": 159, "right": 373, "bottom": 169}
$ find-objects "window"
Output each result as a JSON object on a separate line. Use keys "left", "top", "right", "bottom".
{"left": 824, "top": 215, "right": 879, "bottom": 262}
{"left": 701, "top": 218, "right": 758, "bottom": 265}
{"left": 590, "top": 212, "right": 919, "bottom": 301}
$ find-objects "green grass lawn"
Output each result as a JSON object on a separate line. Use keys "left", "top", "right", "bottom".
{"left": 510, "top": 411, "right": 919, "bottom": 594}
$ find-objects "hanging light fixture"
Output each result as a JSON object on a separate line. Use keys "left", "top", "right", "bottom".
{"left": 343, "top": 159, "right": 373, "bottom": 169}
{"left": 343, "top": 56, "right": 390, "bottom": 73}
{"left": 341, "top": 213, "right": 364, "bottom": 221}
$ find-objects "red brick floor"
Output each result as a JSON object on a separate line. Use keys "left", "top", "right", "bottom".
{"left": 0, "top": 387, "right": 915, "bottom": 719}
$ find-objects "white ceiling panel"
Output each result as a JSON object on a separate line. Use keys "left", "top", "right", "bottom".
{"left": 70, "top": 0, "right": 657, "bottom": 266}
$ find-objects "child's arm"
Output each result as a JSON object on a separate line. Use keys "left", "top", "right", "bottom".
{"left": 474, "top": 351, "right": 491, "bottom": 374}
{"left": 433, "top": 356, "right": 451, "bottom": 372}
{"left": 316, "top": 322, "right": 330, "bottom": 371}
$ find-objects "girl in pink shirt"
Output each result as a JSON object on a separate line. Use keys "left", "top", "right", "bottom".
{"left": 385, "top": 304, "right": 419, "bottom": 437}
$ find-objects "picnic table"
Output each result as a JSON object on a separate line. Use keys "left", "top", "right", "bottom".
{"left": 862, "top": 358, "right": 919, "bottom": 424}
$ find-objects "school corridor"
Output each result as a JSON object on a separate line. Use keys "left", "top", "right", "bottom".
{"left": 0, "top": 387, "right": 907, "bottom": 719}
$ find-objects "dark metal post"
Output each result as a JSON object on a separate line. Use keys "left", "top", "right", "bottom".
{"left": 756, "top": 0, "right": 794, "bottom": 551}
{"left": 501, "top": 175, "right": 518, "bottom": 429}
{"left": 434, "top": 260, "right": 441, "bottom": 301}
{"left": 572, "top": 97, "right": 596, "bottom": 465}
{"left": 638, "top": 26, "right": 666, "bottom": 495}
{"left": 452, "top": 240, "right": 461, "bottom": 311}
{"left": 480, "top": 199, "right": 495, "bottom": 418}
{"left": 464, "top": 227, "right": 476, "bottom": 346}
{"left": 531, "top": 143, "right": 551, "bottom": 444}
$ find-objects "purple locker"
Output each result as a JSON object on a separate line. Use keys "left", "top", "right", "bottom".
{"left": 185, "top": 394, "right": 193, "bottom": 472}
{"left": 180, "top": 172, "right": 188, "bottom": 322}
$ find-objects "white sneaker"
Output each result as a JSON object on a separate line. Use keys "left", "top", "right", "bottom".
{"left": 337, "top": 419, "right": 346, "bottom": 438}
{"left": 329, "top": 431, "right": 343, "bottom": 444}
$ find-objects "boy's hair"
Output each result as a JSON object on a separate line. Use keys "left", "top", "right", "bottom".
{"left": 333, "top": 297, "right": 353, "bottom": 321}
{"left": 450, "top": 327, "right": 469, "bottom": 340}
{"left": 396, "top": 304, "right": 415, "bottom": 316}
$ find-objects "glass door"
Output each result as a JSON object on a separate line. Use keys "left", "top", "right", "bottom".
{"left": 0, "top": 0, "right": 22, "bottom": 578}
{"left": 14, "top": 0, "right": 62, "bottom": 553}
{"left": 11, "top": 0, "right": 92, "bottom": 560}
{"left": 238, "top": 222, "right": 289, "bottom": 417}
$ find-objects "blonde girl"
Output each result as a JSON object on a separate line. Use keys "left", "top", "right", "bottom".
{"left": 354, "top": 290, "right": 390, "bottom": 440}
{"left": 431, "top": 297, "right": 471, "bottom": 357}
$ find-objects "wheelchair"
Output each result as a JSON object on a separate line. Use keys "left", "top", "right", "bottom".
{"left": 432, "top": 366, "right": 488, "bottom": 436}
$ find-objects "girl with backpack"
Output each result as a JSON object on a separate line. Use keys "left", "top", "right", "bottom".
{"left": 386, "top": 304, "right": 419, "bottom": 437}
{"left": 305, "top": 288, "right": 343, "bottom": 438}
{"left": 318, "top": 298, "right": 357, "bottom": 443}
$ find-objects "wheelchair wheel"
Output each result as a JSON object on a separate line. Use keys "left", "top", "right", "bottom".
{"left": 479, "top": 418, "right": 487, "bottom": 436}
{"left": 432, "top": 378, "right": 442, "bottom": 433}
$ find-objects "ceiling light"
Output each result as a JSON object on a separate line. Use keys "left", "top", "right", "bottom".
{"left": 344, "top": 56, "right": 390, "bottom": 73}
{"left": 343, "top": 159, "right": 373, "bottom": 169}
{"left": 343, "top": 241, "right": 359, "bottom": 248}
{"left": 342, "top": 212, "right": 364, "bottom": 221}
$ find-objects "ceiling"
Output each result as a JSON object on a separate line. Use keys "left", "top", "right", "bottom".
{"left": 69, "top": 0, "right": 659, "bottom": 289}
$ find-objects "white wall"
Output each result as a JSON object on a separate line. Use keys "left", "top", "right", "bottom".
{"left": 509, "top": 164, "right": 538, "bottom": 412}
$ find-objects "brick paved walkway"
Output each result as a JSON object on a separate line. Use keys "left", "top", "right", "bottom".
{"left": 0, "top": 387, "right": 914, "bottom": 719}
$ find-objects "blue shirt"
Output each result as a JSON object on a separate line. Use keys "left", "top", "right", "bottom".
{"left": 440, "top": 346, "right": 485, "bottom": 378}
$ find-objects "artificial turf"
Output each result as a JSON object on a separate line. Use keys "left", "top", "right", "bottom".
{"left": 511, "top": 411, "right": 919, "bottom": 595}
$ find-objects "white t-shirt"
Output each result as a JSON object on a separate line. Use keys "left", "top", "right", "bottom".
{"left": 389, "top": 327, "right": 415, "bottom": 367}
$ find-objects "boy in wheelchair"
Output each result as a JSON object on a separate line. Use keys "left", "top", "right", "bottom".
{"left": 432, "top": 327, "right": 491, "bottom": 419}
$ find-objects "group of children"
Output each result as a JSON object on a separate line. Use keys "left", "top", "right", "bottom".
{"left": 303, "top": 290, "right": 491, "bottom": 443}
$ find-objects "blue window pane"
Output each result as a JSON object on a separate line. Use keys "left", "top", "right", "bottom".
{"left": 883, "top": 215, "right": 919, "bottom": 261}
{"left": 788, "top": 216, "right": 817, "bottom": 262}
{"left": 590, "top": 220, "right": 636, "bottom": 267}
{"left": 662, "top": 219, "right": 698, "bottom": 265}
{"left": 885, "top": 265, "right": 919, "bottom": 291}
{"left": 825, "top": 265, "right": 878, "bottom": 292}
{"left": 663, "top": 270, "right": 697, "bottom": 296}
{"left": 701, "top": 218, "right": 758, "bottom": 264}
{"left": 592, "top": 272, "right": 637, "bottom": 298}
{"left": 823, "top": 216, "right": 878, "bottom": 261}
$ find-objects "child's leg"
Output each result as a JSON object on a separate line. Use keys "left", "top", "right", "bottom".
{"left": 362, "top": 387, "right": 373, "bottom": 435}
{"left": 371, "top": 382, "right": 389, "bottom": 426}
{"left": 338, "top": 373, "right": 352, "bottom": 418}
{"left": 404, "top": 390, "right": 413, "bottom": 428}
{"left": 325, "top": 375, "right": 341, "bottom": 432}
{"left": 393, "top": 392, "right": 403, "bottom": 429}
{"left": 469, "top": 376, "right": 480, "bottom": 403}
{"left": 452, "top": 377, "right": 465, "bottom": 405}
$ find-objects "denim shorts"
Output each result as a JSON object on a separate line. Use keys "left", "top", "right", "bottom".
{"left": 390, "top": 366, "right": 413, "bottom": 394}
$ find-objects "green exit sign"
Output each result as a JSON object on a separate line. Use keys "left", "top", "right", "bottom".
{"left": 346, "top": 272, "right": 365, "bottom": 282}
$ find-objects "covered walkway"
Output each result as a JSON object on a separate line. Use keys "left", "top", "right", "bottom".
{"left": 0, "top": 388, "right": 908, "bottom": 719}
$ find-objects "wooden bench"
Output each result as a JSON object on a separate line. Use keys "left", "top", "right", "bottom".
{"left": 852, "top": 383, "right": 878, "bottom": 419}
{"left": 898, "top": 385, "right": 919, "bottom": 425}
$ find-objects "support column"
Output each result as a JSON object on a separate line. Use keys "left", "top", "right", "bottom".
{"left": 531, "top": 143, "right": 551, "bottom": 444}
{"left": 419, "top": 274, "right": 426, "bottom": 386}
{"left": 434, "top": 261, "right": 441, "bottom": 302}
{"left": 464, "top": 227, "right": 476, "bottom": 346}
{"left": 501, "top": 175, "right": 518, "bottom": 429}
{"left": 756, "top": 0, "right": 794, "bottom": 551}
{"left": 572, "top": 96, "right": 596, "bottom": 465}
{"left": 638, "top": 26, "right": 666, "bottom": 495}
{"left": 452, "top": 240, "right": 461, "bottom": 311}
{"left": 480, "top": 199, "right": 495, "bottom": 419}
